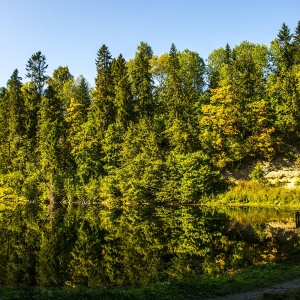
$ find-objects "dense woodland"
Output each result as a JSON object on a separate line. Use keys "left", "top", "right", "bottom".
{"left": 1, "top": 22, "right": 300, "bottom": 205}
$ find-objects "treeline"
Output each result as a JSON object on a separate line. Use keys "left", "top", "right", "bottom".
{"left": 1, "top": 22, "right": 300, "bottom": 204}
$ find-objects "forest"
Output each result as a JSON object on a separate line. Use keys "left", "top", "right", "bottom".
{"left": 1, "top": 21, "right": 300, "bottom": 205}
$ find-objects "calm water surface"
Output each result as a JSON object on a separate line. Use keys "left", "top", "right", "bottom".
{"left": 0, "top": 202, "right": 299, "bottom": 287}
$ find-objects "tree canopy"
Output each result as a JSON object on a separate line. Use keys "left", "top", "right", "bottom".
{"left": 1, "top": 21, "right": 300, "bottom": 204}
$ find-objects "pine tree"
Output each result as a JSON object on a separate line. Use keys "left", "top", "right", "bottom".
{"left": 74, "top": 76, "right": 91, "bottom": 114}
{"left": 93, "top": 44, "right": 115, "bottom": 130}
{"left": 293, "top": 20, "right": 300, "bottom": 64}
{"left": 7, "top": 69, "right": 25, "bottom": 139}
{"left": 162, "top": 44, "right": 198, "bottom": 153}
{"left": 165, "top": 43, "right": 182, "bottom": 120}
{"left": 25, "top": 51, "right": 48, "bottom": 146}
{"left": 129, "top": 42, "right": 155, "bottom": 119}
{"left": 48, "top": 66, "right": 74, "bottom": 115}
{"left": 111, "top": 54, "right": 133, "bottom": 128}
{"left": 225, "top": 43, "right": 231, "bottom": 65}
{"left": 65, "top": 76, "right": 91, "bottom": 191}
{"left": 4, "top": 70, "right": 26, "bottom": 172}
{"left": 38, "top": 82, "right": 68, "bottom": 204}
{"left": 0, "top": 70, "right": 36, "bottom": 198}
{"left": 0, "top": 87, "right": 9, "bottom": 173}
{"left": 72, "top": 45, "right": 115, "bottom": 187}
{"left": 26, "top": 51, "right": 48, "bottom": 95}
{"left": 276, "top": 23, "right": 294, "bottom": 70}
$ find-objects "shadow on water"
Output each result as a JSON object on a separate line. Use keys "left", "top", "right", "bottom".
{"left": 296, "top": 211, "right": 300, "bottom": 228}
{"left": 0, "top": 201, "right": 300, "bottom": 287}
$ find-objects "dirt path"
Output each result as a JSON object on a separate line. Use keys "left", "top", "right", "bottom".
{"left": 206, "top": 277, "right": 300, "bottom": 300}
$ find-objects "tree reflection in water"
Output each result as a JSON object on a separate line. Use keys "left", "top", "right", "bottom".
{"left": 0, "top": 202, "right": 299, "bottom": 287}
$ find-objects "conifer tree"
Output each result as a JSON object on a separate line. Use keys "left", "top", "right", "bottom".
{"left": 26, "top": 51, "right": 48, "bottom": 95}
{"left": 65, "top": 76, "right": 91, "bottom": 191}
{"left": 25, "top": 51, "right": 48, "bottom": 146}
{"left": 165, "top": 43, "right": 182, "bottom": 120}
{"left": 72, "top": 45, "right": 114, "bottom": 186}
{"left": 38, "top": 79, "right": 68, "bottom": 204}
{"left": 129, "top": 42, "right": 155, "bottom": 119}
{"left": 74, "top": 76, "right": 91, "bottom": 114}
{"left": 7, "top": 69, "right": 25, "bottom": 140}
{"left": 268, "top": 23, "right": 300, "bottom": 142}
{"left": 111, "top": 54, "right": 133, "bottom": 128}
{"left": 4, "top": 70, "right": 26, "bottom": 172}
{"left": 93, "top": 44, "right": 115, "bottom": 130}
{"left": 293, "top": 21, "right": 300, "bottom": 64}
{"left": 162, "top": 44, "right": 200, "bottom": 153}
{"left": 275, "top": 23, "right": 294, "bottom": 70}
{"left": 0, "top": 87, "right": 9, "bottom": 173}
{"left": 1, "top": 70, "right": 34, "bottom": 197}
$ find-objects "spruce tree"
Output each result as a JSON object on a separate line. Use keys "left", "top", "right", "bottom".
{"left": 165, "top": 43, "right": 182, "bottom": 120}
{"left": 74, "top": 76, "right": 91, "bottom": 114}
{"left": 7, "top": 69, "right": 25, "bottom": 139}
{"left": 293, "top": 20, "right": 300, "bottom": 64}
{"left": 111, "top": 54, "right": 133, "bottom": 128}
{"left": 2, "top": 70, "right": 32, "bottom": 197}
{"left": 130, "top": 42, "right": 155, "bottom": 119}
{"left": 94, "top": 44, "right": 115, "bottom": 130}
{"left": 26, "top": 51, "right": 48, "bottom": 95}
{"left": 25, "top": 51, "right": 48, "bottom": 147}
{"left": 0, "top": 87, "right": 9, "bottom": 173}
{"left": 276, "top": 23, "right": 294, "bottom": 70}
{"left": 38, "top": 81, "right": 68, "bottom": 204}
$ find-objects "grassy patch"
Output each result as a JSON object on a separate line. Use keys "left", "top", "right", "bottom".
{"left": 1, "top": 264, "right": 300, "bottom": 300}
{"left": 206, "top": 180, "right": 300, "bottom": 208}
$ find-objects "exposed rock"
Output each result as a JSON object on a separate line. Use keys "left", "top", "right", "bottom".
{"left": 225, "top": 156, "right": 300, "bottom": 189}
{"left": 262, "top": 157, "right": 300, "bottom": 188}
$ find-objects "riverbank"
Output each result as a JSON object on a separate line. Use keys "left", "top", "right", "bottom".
{"left": 1, "top": 264, "right": 300, "bottom": 300}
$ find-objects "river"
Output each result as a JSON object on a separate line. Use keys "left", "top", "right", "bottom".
{"left": 0, "top": 202, "right": 299, "bottom": 287}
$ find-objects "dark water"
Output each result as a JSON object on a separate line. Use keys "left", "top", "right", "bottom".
{"left": 0, "top": 202, "right": 299, "bottom": 287}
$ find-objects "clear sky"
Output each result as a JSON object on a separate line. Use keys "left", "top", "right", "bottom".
{"left": 1, "top": 0, "right": 300, "bottom": 87}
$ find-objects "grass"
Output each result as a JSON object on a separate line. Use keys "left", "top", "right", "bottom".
{"left": 1, "top": 264, "right": 300, "bottom": 300}
{"left": 203, "top": 180, "right": 300, "bottom": 209}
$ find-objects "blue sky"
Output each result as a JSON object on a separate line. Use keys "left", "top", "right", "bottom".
{"left": 1, "top": 0, "right": 300, "bottom": 87}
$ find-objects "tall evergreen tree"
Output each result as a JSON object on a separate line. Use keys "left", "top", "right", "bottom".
{"left": 25, "top": 51, "right": 48, "bottom": 146}
{"left": 268, "top": 22, "right": 300, "bottom": 142}
{"left": 0, "top": 87, "right": 9, "bottom": 173}
{"left": 74, "top": 76, "right": 91, "bottom": 114}
{"left": 293, "top": 21, "right": 300, "bottom": 64}
{"left": 38, "top": 81, "right": 68, "bottom": 204}
{"left": 162, "top": 44, "right": 200, "bottom": 153}
{"left": 129, "top": 42, "right": 155, "bottom": 119}
{"left": 26, "top": 51, "right": 48, "bottom": 95}
{"left": 111, "top": 54, "right": 133, "bottom": 129}
{"left": 275, "top": 23, "right": 294, "bottom": 70}
{"left": 48, "top": 66, "right": 74, "bottom": 115}
{"left": 7, "top": 69, "right": 25, "bottom": 139}
{"left": 4, "top": 70, "right": 26, "bottom": 172}
{"left": 93, "top": 44, "right": 115, "bottom": 130}
{"left": 65, "top": 76, "right": 91, "bottom": 191}
{"left": 165, "top": 43, "right": 182, "bottom": 120}
{"left": 1, "top": 70, "right": 34, "bottom": 198}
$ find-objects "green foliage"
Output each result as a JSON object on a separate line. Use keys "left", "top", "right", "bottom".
{"left": 2, "top": 21, "right": 300, "bottom": 205}
{"left": 129, "top": 42, "right": 155, "bottom": 118}
{"left": 25, "top": 51, "right": 48, "bottom": 95}
{"left": 0, "top": 263, "right": 300, "bottom": 299}
{"left": 250, "top": 162, "right": 266, "bottom": 182}
{"left": 216, "top": 180, "right": 300, "bottom": 206}
{"left": 159, "top": 151, "right": 226, "bottom": 202}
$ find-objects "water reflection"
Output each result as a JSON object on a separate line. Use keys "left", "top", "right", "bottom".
{"left": 296, "top": 211, "right": 300, "bottom": 228}
{"left": 0, "top": 202, "right": 299, "bottom": 287}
